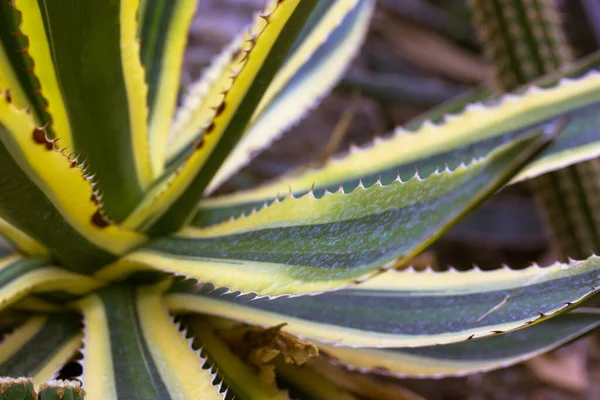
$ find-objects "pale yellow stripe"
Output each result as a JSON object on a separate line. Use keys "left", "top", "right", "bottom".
{"left": 124, "top": 0, "right": 305, "bottom": 230}
{"left": 15, "top": 0, "right": 73, "bottom": 149}
{"left": 0, "top": 265, "right": 103, "bottom": 310}
{"left": 148, "top": 0, "right": 197, "bottom": 178}
{"left": 166, "top": 293, "right": 535, "bottom": 348}
{"left": 33, "top": 334, "right": 84, "bottom": 389}
{"left": 205, "top": 0, "right": 373, "bottom": 194}
{"left": 136, "top": 282, "right": 222, "bottom": 400}
{"left": 0, "top": 316, "right": 46, "bottom": 364}
{"left": 121, "top": 0, "right": 152, "bottom": 190}
{"left": 0, "top": 96, "right": 145, "bottom": 254}
{"left": 0, "top": 217, "right": 48, "bottom": 257}
{"left": 201, "top": 71, "right": 600, "bottom": 209}
{"left": 77, "top": 294, "right": 118, "bottom": 400}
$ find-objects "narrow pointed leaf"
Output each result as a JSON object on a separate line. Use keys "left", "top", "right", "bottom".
{"left": 194, "top": 57, "right": 600, "bottom": 227}
{"left": 17, "top": 0, "right": 153, "bottom": 221}
{"left": 318, "top": 309, "right": 600, "bottom": 378}
{"left": 125, "top": 0, "right": 319, "bottom": 234}
{"left": 0, "top": 255, "right": 103, "bottom": 312}
{"left": 0, "top": 93, "right": 144, "bottom": 271}
{"left": 205, "top": 0, "right": 374, "bottom": 194}
{"left": 105, "top": 131, "right": 551, "bottom": 295}
{"left": 76, "top": 283, "right": 224, "bottom": 400}
{"left": 166, "top": 256, "right": 600, "bottom": 347}
{"left": 139, "top": 0, "right": 198, "bottom": 177}
{"left": 0, "top": 314, "right": 83, "bottom": 387}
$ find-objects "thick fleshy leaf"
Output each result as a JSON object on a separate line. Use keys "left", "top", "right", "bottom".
{"left": 0, "top": 255, "right": 102, "bottom": 312}
{"left": 319, "top": 308, "right": 600, "bottom": 378}
{"left": 105, "top": 131, "right": 551, "bottom": 296}
{"left": 124, "top": 0, "right": 319, "bottom": 234}
{"left": 139, "top": 0, "right": 198, "bottom": 177}
{"left": 76, "top": 283, "right": 224, "bottom": 400}
{"left": 166, "top": 256, "right": 600, "bottom": 347}
{"left": 0, "top": 313, "right": 83, "bottom": 387}
{"left": 186, "top": 316, "right": 289, "bottom": 400}
{"left": 0, "top": 217, "right": 47, "bottom": 257}
{"left": 204, "top": 0, "right": 374, "bottom": 194}
{"left": 14, "top": 0, "right": 152, "bottom": 221}
{"left": 0, "top": 93, "right": 144, "bottom": 271}
{"left": 194, "top": 56, "right": 600, "bottom": 227}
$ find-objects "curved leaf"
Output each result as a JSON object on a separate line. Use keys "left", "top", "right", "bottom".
{"left": 0, "top": 255, "right": 103, "bottom": 312}
{"left": 205, "top": 0, "right": 374, "bottom": 194}
{"left": 166, "top": 256, "right": 600, "bottom": 347}
{"left": 104, "top": 131, "right": 551, "bottom": 295}
{"left": 0, "top": 217, "right": 47, "bottom": 257}
{"left": 0, "top": 313, "right": 83, "bottom": 387}
{"left": 76, "top": 282, "right": 224, "bottom": 400}
{"left": 319, "top": 308, "right": 600, "bottom": 378}
{"left": 194, "top": 58, "right": 600, "bottom": 227}
{"left": 0, "top": 93, "right": 144, "bottom": 271}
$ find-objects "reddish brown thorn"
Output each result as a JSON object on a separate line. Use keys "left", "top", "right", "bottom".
{"left": 205, "top": 122, "right": 215, "bottom": 134}
{"left": 32, "top": 128, "right": 47, "bottom": 144}
{"left": 213, "top": 101, "right": 226, "bottom": 117}
{"left": 91, "top": 211, "right": 109, "bottom": 228}
{"left": 195, "top": 139, "right": 205, "bottom": 150}
{"left": 4, "top": 90, "right": 11, "bottom": 103}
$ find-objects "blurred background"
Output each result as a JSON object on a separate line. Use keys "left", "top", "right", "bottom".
{"left": 176, "top": 1, "right": 600, "bottom": 399}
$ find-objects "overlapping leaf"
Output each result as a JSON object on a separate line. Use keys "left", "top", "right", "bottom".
{"left": 194, "top": 56, "right": 600, "bottom": 227}
{"left": 0, "top": 93, "right": 144, "bottom": 271}
{"left": 167, "top": 256, "right": 600, "bottom": 347}
{"left": 12, "top": 0, "right": 152, "bottom": 221}
{"left": 124, "top": 0, "right": 319, "bottom": 234}
{"left": 319, "top": 309, "right": 600, "bottom": 378}
{"left": 105, "top": 131, "right": 550, "bottom": 295}
{"left": 0, "top": 313, "right": 82, "bottom": 387}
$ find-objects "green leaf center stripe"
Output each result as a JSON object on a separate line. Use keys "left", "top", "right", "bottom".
{"left": 100, "top": 286, "right": 170, "bottom": 400}
{"left": 167, "top": 256, "right": 600, "bottom": 347}
{"left": 33, "top": 0, "right": 151, "bottom": 221}
{"left": 111, "top": 132, "right": 551, "bottom": 296}
{"left": 152, "top": 136, "right": 554, "bottom": 271}
{"left": 195, "top": 68, "right": 600, "bottom": 227}
{"left": 79, "top": 284, "right": 225, "bottom": 400}
{"left": 139, "top": 0, "right": 177, "bottom": 115}
{"left": 140, "top": 0, "right": 197, "bottom": 177}
{"left": 319, "top": 310, "right": 600, "bottom": 378}
{"left": 0, "top": 314, "right": 82, "bottom": 384}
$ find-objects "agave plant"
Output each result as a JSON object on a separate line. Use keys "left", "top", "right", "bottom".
{"left": 2, "top": 0, "right": 600, "bottom": 398}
